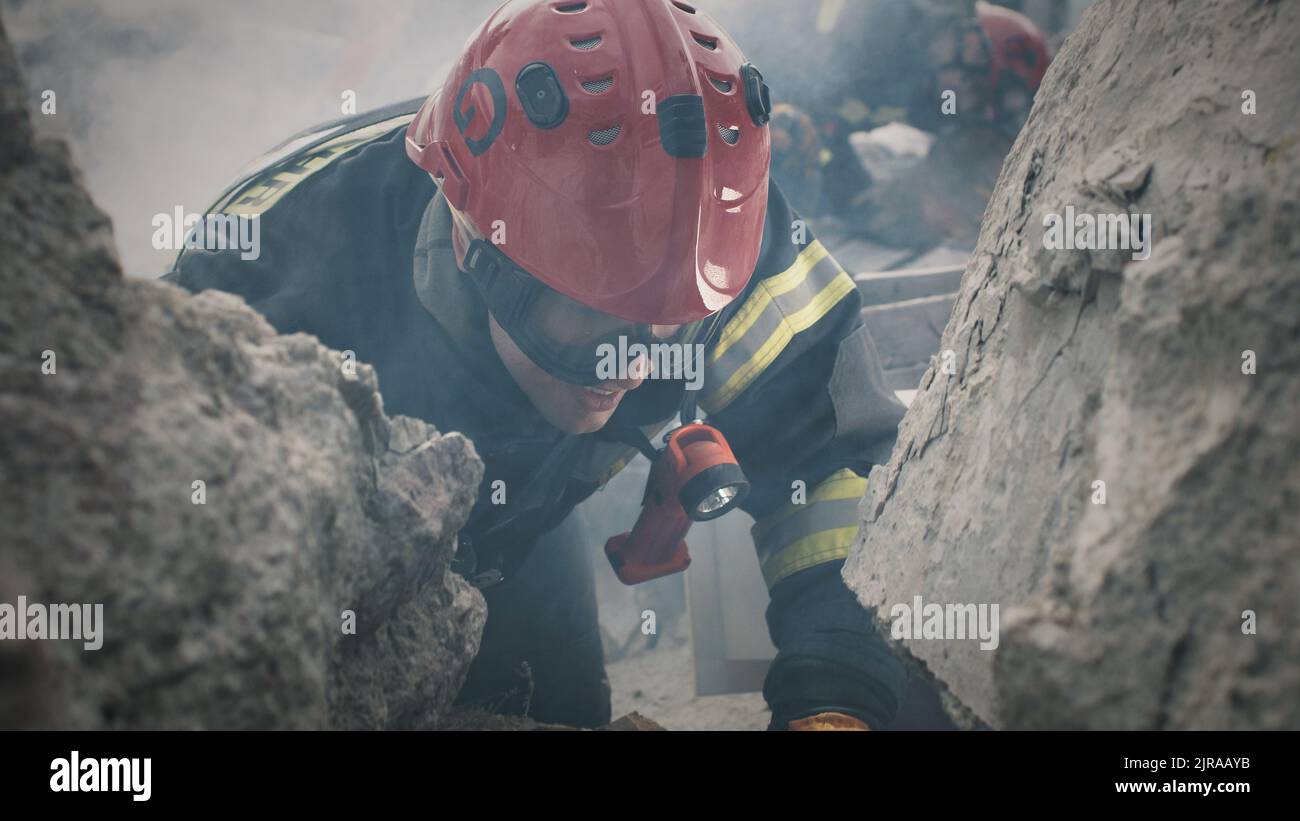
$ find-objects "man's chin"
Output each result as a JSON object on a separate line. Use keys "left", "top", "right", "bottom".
{"left": 534, "top": 401, "right": 616, "bottom": 435}
{"left": 565, "top": 410, "right": 616, "bottom": 435}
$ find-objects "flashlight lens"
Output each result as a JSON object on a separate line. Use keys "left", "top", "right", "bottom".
{"left": 696, "top": 484, "right": 741, "bottom": 517}
{"left": 678, "top": 460, "right": 750, "bottom": 522}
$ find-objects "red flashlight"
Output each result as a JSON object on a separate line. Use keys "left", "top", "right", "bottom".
{"left": 604, "top": 423, "right": 750, "bottom": 585}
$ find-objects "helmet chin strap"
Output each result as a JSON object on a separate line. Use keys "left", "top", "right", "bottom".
{"left": 678, "top": 308, "right": 726, "bottom": 425}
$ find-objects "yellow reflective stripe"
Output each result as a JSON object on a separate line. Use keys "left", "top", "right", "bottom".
{"left": 712, "top": 241, "right": 829, "bottom": 363}
{"left": 705, "top": 267, "right": 856, "bottom": 410}
{"left": 751, "top": 468, "right": 867, "bottom": 545}
{"left": 754, "top": 468, "right": 868, "bottom": 588}
{"left": 760, "top": 527, "right": 859, "bottom": 588}
{"left": 217, "top": 114, "right": 414, "bottom": 216}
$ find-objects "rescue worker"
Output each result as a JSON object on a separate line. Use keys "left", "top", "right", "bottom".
{"left": 908, "top": 1, "right": 1052, "bottom": 138}
{"left": 723, "top": 0, "right": 1050, "bottom": 224}
{"left": 862, "top": 1, "right": 1052, "bottom": 248}
{"left": 166, "top": 0, "right": 907, "bottom": 730}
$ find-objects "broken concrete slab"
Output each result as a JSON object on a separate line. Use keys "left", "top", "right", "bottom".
{"left": 861, "top": 292, "right": 958, "bottom": 372}
{"left": 0, "top": 15, "right": 486, "bottom": 730}
{"left": 844, "top": 0, "right": 1300, "bottom": 729}
{"left": 854, "top": 264, "right": 964, "bottom": 306}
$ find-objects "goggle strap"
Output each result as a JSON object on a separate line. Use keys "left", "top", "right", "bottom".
{"left": 466, "top": 238, "right": 538, "bottom": 330}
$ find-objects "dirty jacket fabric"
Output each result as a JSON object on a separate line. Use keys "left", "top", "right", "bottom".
{"left": 165, "top": 101, "right": 908, "bottom": 727}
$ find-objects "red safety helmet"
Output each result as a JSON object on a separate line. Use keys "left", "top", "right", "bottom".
{"left": 976, "top": 1, "right": 1050, "bottom": 99}
{"left": 406, "top": 0, "right": 773, "bottom": 327}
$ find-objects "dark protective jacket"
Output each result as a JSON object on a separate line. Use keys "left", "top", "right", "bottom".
{"left": 165, "top": 100, "right": 909, "bottom": 727}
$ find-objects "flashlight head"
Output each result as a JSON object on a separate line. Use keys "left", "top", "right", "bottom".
{"left": 678, "top": 461, "right": 750, "bottom": 522}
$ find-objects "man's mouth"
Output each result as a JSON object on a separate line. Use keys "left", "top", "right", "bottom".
{"left": 579, "top": 385, "right": 622, "bottom": 413}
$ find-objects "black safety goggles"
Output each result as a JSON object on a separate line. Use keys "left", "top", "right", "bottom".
{"left": 463, "top": 239, "right": 701, "bottom": 387}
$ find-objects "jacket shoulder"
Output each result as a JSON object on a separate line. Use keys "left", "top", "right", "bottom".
{"left": 207, "top": 97, "right": 424, "bottom": 218}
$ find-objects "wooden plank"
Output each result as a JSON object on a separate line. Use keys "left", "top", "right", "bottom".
{"left": 854, "top": 264, "right": 964, "bottom": 305}
{"left": 862, "top": 292, "right": 957, "bottom": 371}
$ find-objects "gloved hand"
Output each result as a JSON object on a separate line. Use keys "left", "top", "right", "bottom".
{"left": 763, "top": 560, "right": 906, "bottom": 731}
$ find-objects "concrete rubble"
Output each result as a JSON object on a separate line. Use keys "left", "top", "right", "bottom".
{"left": 0, "top": 17, "right": 487, "bottom": 730}
{"left": 845, "top": 0, "right": 1300, "bottom": 729}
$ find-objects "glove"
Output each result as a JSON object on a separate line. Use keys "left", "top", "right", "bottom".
{"left": 763, "top": 560, "right": 906, "bottom": 731}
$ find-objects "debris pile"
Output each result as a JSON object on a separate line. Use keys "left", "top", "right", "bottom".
{"left": 0, "top": 18, "right": 486, "bottom": 730}
{"left": 844, "top": 0, "right": 1300, "bottom": 729}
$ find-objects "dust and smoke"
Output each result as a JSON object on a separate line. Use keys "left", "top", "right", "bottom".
{"left": 3, "top": 0, "right": 503, "bottom": 276}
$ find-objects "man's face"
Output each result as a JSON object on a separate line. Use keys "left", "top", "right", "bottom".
{"left": 452, "top": 211, "right": 680, "bottom": 434}
{"left": 488, "top": 312, "right": 679, "bottom": 434}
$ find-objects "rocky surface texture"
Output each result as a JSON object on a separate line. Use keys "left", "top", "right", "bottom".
{"left": 0, "top": 17, "right": 486, "bottom": 729}
{"left": 845, "top": 0, "right": 1300, "bottom": 729}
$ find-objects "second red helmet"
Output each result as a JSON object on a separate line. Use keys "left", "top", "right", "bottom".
{"left": 406, "top": 0, "right": 773, "bottom": 325}
{"left": 977, "top": 1, "right": 1051, "bottom": 100}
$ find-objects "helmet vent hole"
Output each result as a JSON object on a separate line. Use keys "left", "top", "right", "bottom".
{"left": 716, "top": 123, "right": 740, "bottom": 145}
{"left": 581, "top": 76, "right": 615, "bottom": 94}
{"left": 673, "top": 1, "right": 697, "bottom": 12}
{"left": 570, "top": 35, "right": 602, "bottom": 50}
{"left": 554, "top": 2, "right": 587, "bottom": 12}
{"left": 691, "top": 33, "right": 718, "bottom": 50}
{"left": 588, "top": 125, "right": 622, "bottom": 146}
{"left": 709, "top": 77, "right": 733, "bottom": 93}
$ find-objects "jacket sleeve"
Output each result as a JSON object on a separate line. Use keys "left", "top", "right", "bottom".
{"left": 703, "top": 182, "right": 905, "bottom": 589}
{"left": 701, "top": 181, "right": 909, "bottom": 727}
